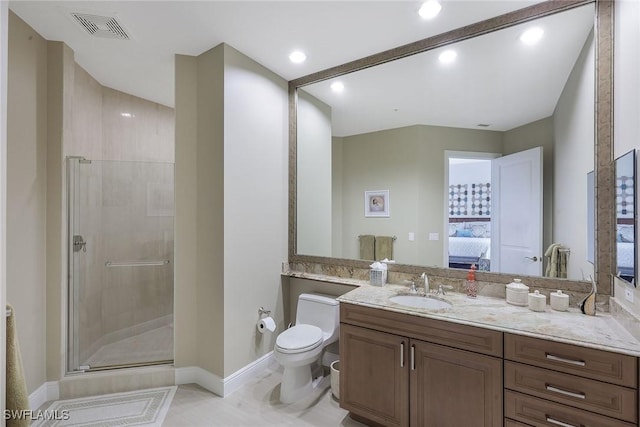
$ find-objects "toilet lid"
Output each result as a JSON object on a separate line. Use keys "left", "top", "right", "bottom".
{"left": 276, "top": 324, "right": 323, "bottom": 354}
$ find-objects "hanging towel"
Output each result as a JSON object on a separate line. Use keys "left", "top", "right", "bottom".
{"left": 359, "top": 235, "right": 375, "bottom": 260}
{"left": 544, "top": 243, "right": 568, "bottom": 279}
{"left": 375, "top": 236, "right": 394, "bottom": 261}
{"left": 6, "top": 304, "right": 30, "bottom": 427}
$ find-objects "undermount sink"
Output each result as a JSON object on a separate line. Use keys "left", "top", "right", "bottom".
{"left": 389, "top": 294, "right": 452, "bottom": 310}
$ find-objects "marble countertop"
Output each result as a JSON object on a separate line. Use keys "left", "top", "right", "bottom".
{"left": 337, "top": 283, "right": 640, "bottom": 357}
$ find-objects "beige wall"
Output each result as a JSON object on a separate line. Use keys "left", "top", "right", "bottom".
{"left": 332, "top": 137, "right": 344, "bottom": 257}
{"left": 552, "top": 29, "right": 595, "bottom": 282}
{"left": 222, "top": 44, "right": 288, "bottom": 376}
{"left": 174, "top": 43, "right": 288, "bottom": 378}
{"left": 337, "top": 125, "right": 504, "bottom": 266}
{"left": 614, "top": 0, "right": 640, "bottom": 311}
{"left": 7, "top": 11, "right": 48, "bottom": 394}
{"left": 194, "top": 44, "right": 225, "bottom": 375}
{"left": 174, "top": 46, "right": 225, "bottom": 375}
{"left": 45, "top": 40, "right": 71, "bottom": 383}
{"left": 297, "top": 91, "right": 332, "bottom": 257}
{"left": 173, "top": 54, "right": 200, "bottom": 369}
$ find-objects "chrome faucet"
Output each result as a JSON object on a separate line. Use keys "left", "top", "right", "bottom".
{"left": 421, "top": 272, "right": 429, "bottom": 294}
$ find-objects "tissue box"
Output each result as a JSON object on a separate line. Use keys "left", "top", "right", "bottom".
{"left": 370, "top": 269, "right": 387, "bottom": 286}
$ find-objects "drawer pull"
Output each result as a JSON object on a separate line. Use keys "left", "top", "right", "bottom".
{"left": 546, "top": 416, "right": 582, "bottom": 427}
{"left": 545, "top": 384, "right": 586, "bottom": 400}
{"left": 545, "top": 353, "right": 586, "bottom": 366}
{"left": 400, "top": 343, "right": 404, "bottom": 368}
{"left": 410, "top": 345, "right": 415, "bottom": 371}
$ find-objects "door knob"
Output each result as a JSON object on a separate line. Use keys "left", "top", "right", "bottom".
{"left": 524, "top": 256, "right": 539, "bottom": 262}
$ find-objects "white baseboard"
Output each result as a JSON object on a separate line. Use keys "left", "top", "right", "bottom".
{"left": 29, "top": 381, "right": 59, "bottom": 410}
{"left": 222, "top": 351, "right": 274, "bottom": 396}
{"left": 175, "top": 351, "right": 275, "bottom": 397}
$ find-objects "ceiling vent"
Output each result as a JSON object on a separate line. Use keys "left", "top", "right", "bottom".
{"left": 70, "top": 13, "right": 130, "bottom": 40}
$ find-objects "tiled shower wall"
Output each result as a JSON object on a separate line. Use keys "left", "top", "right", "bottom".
{"left": 68, "top": 63, "right": 175, "bottom": 366}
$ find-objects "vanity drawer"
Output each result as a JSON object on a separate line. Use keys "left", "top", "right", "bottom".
{"left": 340, "top": 303, "right": 502, "bottom": 357}
{"left": 505, "top": 334, "right": 637, "bottom": 387}
{"left": 505, "top": 361, "right": 637, "bottom": 422}
{"left": 505, "top": 390, "right": 636, "bottom": 427}
{"left": 505, "top": 420, "right": 533, "bottom": 427}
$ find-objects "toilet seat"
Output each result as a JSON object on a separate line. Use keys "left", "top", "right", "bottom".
{"left": 275, "top": 324, "right": 323, "bottom": 354}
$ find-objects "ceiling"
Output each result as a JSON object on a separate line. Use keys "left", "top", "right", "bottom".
{"left": 9, "top": 0, "right": 545, "bottom": 108}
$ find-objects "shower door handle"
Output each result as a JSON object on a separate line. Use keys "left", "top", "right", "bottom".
{"left": 73, "top": 235, "right": 87, "bottom": 252}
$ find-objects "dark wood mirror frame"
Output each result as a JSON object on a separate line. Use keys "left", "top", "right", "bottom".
{"left": 288, "top": 0, "right": 614, "bottom": 296}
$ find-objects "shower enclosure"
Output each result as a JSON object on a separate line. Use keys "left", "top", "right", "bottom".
{"left": 67, "top": 157, "right": 175, "bottom": 372}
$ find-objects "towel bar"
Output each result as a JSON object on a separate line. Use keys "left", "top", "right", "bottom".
{"left": 105, "top": 260, "right": 170, "bottom": 267}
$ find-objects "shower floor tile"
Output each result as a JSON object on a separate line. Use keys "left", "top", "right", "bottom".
{"left": 83, "top": 324, "right": 174, "bottom": 369}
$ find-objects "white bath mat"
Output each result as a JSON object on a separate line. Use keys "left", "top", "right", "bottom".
{"left": 31, "top": 386, "right": 177, "bottom": 426}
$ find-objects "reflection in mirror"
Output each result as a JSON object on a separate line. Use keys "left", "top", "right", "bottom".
{"left": 615, "top": 150, "right": 637, "bottom": 286}
{"left": 586, "top": 170, "right": 595, "bottom": 265}
{"left": 296, "top": 4, "right": 595, "bottom": 281}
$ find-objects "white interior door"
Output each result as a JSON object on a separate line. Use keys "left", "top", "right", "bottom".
{"left": 491, "top": 147, "right": 543, "bottom": 276}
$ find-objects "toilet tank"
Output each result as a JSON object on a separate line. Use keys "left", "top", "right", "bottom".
{"left": 296, "top": 293, "right": 339, "bottom": 336}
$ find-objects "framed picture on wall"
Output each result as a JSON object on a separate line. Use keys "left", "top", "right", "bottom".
{"left": 365, "top": 190, "right": 390, "bottom": 217}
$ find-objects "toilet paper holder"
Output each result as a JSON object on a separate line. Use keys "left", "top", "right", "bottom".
{"left": 258, "top": 307, "right": 271, "bottom": 317}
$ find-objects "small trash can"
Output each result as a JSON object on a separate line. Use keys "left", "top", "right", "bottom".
{"left": 330, "top": 360, "right": 340, "bottom": 400}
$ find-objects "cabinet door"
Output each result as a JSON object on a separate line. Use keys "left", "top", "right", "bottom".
{"left": 411, "top": 340, "right": 503, "bottom": 427}
{"left": 340, "top": 323, "right": 409, "bottom": 427}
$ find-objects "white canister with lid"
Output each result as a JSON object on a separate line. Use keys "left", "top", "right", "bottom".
{"left": 528, "top": 290, "right": 547, "bottom": 312}
{"left": 550, "top": 289, "right": 570, "bottom": 311}
{"left": 506, "top": 279, "right": 529, "bottom": 306}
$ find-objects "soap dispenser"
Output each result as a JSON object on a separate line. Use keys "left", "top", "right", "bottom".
{"left": 466, "top": 264, "right": 478, "bottom": 298}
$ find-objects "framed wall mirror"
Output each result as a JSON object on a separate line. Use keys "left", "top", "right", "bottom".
{"left": 615, "top": 149, "right": 636, "bottom": 286}
{"left": 289, "top": 0, "right": 614, "bottom": 293}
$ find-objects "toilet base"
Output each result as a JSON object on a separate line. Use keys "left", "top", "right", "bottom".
{"left": 280, "top": 364, "right": 315, "bottom": 403}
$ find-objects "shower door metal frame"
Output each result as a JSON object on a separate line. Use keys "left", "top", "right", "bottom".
{"left": 66, "top": 156, "right": 91, "bottom": 373}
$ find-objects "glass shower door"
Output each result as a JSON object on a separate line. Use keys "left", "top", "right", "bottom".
{"left": 67, "top": 157, "right": 175, "bottom": 372}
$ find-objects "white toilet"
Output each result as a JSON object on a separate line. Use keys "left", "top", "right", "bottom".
{"left": 274, "top": 293, "right": 340, "bottom": 403}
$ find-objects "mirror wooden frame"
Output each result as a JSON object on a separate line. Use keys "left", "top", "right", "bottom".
{"left": 288, "top": 0, "right": 614, "bottom": 296}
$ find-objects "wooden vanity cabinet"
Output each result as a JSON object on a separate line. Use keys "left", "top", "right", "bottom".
{"left": 340, "top": 323, "right": 409, "bottom": 426}
{"left": 410, "top": 339, "right": 503, "bottom": 427}
{"left": 504, "top": 333, "right": 638, "bottom": 427}
{"left": 340, "top": 303, "right": 503, "bottom": 427}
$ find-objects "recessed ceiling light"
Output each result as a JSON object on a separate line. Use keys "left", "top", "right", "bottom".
{"left": 289, "top": 50, "right": 307, "bottom": 64}
{"left": 419, "top": 0, "right": 442, "bottom": 19}
{"left": 438, "top": 50, "right": 457, "bottom": 64}
{"left": 330, "top": 81, "right": 345, "bottom": 93}
{"left": 120, "top": 112, "right": 134, "bottom": 118}
{"left": 519, "top": 27, "right": 544, "bottom": 45}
